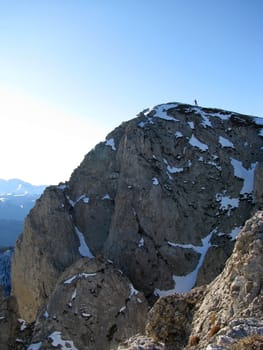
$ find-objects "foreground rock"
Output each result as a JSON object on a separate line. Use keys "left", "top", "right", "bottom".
{"left": 28, "top": 257, "right": 148, "bottom": 350}
{"left": 145, "top": 211, "right": 263, "bottom": 349}
{"left": 12, "top": 103, "right": 263, "bottom": 323}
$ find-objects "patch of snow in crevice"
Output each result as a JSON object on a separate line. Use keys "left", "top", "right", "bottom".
{"left": 49, "top": 331, "right": 78, "bottom": 350}
{"left": 188, "top": 121, "right": 194, "bottom": 129}
{"left": 231, "top": 158, "right": 257, "bottom": 194}
{"left": 82, "top": 196, "right": 89, "bottom": 203}
{"left": 138, "top": 237, "right": 144, "bottom": 248}
{"left": 138, "top": 118, "right": 154, "bottom": 127}
{"left": 66, "top": 194, "right": 89, "bottom": 207}
{"left": 27, "top": 342, "right": 42, "bottom": 350}
{"left": 167, "top": 165, "right": 184, "bottom": 174}
{"left": 74, "top": 226, "right": 94, "bottom": 258}
{"left": 206, "top": 160, "right": 222, "bottom": 171}
{"left": 259, "top": 129, "right": 263, "bottom": 137}
{"left": 219, "top": 136, "right": 234, "bottom": 148}
{"left": 218, "top": 226, "right": 242, "bottom": 241}
{"left": 64, "top": 273, "right": 97, "bottom": 285}
{"left": 191, "top": 107, "right": 213, "bottom": 127}
{"left": 119, "top": 306, "right": 126, "bottom": 313}
{"left": 129, "top": 283, "right": 139, "bottom": 298}
{"left": 66, "top": 195, "right": 75, "bottom": 207}
{"left": 58, "top": 183, "right": 68, "bottom": 191}
{"left": 175, "top": 131, "right": 183, "bottom": 138}
{"left": 229, "top": 226, "right": 242, "bottom": 240}
{"left": 71, "top": 288, "right": 77, "bottom": 301}
{"left": 216, "top": 193, "right": 239, "bottom": 214}
{"left": 189, "top": 135, "right": 208, "bottom": 151}
{"left": 18, "top": 318, "right": 27, "bottom": 331}
{"left": 105, "top": 138, "right": 116, "bottom": 151}
{"left": 146, "top": 103, "right": 179, "bottom": 121}
{"left": 138, "top": 121, "right": 146, "bottom": 128}
{"left": 152, "top": 177, "right": 159, "bottom": 185}
{"left": 154, "top": 230, "right": 214, "bottom": 296}
{"left": 102, "top": 193, "right": 112, "bottom": 200}
{"left": 209, "top": 111, "right": 233, "bottom": 120}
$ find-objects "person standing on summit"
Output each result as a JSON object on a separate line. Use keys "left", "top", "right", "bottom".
{"left": 194, "top": 99, "right": 198, "bottom": 106}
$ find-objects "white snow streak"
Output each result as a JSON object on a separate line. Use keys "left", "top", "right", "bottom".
{"left": 138, "top": 237, "right": 144, "bottom": 247}
{"left": 219, "top": 136, "right": 234, "bottom": 148}
{"left": 167, "top": 165, "right": 184, "bottom": 174}
{"left": 216, "top": 193, "right": 239, "bottom": 211}
{"left": 64, "top": 273, "right": 97, "bottom": 285}
{"left": 231, "top": 158, "right": 257, "bottom": 194}
{"left": 102, "top": 193, "right": 112, "bottom": 200}
{"left": 152, "top": 177, "right": 159, "bottom": 185}
{"left": 175, "top": 131, "right": 183, "bottom": 138}
{"left": 146, "top": 103, "right": 179, "bottom": 121}
{"left": 189, "top": 135, "right": 209, "bottom": 151}
{"left": 74, "top": 226, "right": 94, "bottom": 258}
{"left": 154, "top": 230, "right": 214, "bottom": 296}
{"left": 27, "top": 342, "right": 42, "bottom": 350}
{"left": 105, "top": 138, "right": 116, "bottom": 151}
{"left": 49, "top": 331, "right": 78, "bottom": 350}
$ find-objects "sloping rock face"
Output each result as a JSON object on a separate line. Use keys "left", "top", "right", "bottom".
{"left": 145, "top": 211, "right": 263, "bottom": 350}
{"left": 12, "top": 187, "right": 81, "bottom": 321}
{"left": 28, "top": 257, "right": 148, "bottom": 350}
{"left": 12, "top": 103, "right": 263, "bottom": 323}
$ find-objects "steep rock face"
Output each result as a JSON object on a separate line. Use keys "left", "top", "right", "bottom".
{"left": 28, "top": 257, "right": 148, "bottom": 350}
{"left": 12, "top": 103, "right": 263, "bottom": 322}
{"left": 12, "top": 187, "right": 81, "bottom": 321}
{"left": 145, "top": 211, "right": 263, "bottom": 350}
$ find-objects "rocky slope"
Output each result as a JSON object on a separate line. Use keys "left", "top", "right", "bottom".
{"left": 144, "top": 210, "right": 263, "bottom": 350}
{"left": 7, "top": 102, "right": 263, "bottom": 349}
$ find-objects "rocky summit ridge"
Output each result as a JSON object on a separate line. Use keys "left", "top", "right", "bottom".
{"left": 1, "top": 102, "right": 263, "bottom": 349}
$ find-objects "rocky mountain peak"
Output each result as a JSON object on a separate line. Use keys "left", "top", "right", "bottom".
{"left": 6, "top": 102, "right": 263, "bottom": 349}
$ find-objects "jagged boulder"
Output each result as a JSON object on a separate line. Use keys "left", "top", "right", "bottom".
{"left": 12, "top": 103, "right": 263, "bottom": 323}
{"left": 28, "top": 257, "right": 148, "bottom": 350}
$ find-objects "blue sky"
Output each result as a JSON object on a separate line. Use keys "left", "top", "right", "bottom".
{"left": 0, "top": 0, "right": 262, "bottom": 185}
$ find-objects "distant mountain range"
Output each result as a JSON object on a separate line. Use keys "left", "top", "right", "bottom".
{"left": 0, "top": 179, "right": 46, "bottom": 247}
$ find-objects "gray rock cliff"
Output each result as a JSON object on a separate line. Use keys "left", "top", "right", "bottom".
{"left": 12, "top": 103, "right": 263, "bottom": 323}
{"left": 9, "top": 102, "right": 263, "bottom": 349}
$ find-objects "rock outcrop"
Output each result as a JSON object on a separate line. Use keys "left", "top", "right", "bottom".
{"left": 12, "top": 103, "right": 263, "bottom": 325}
{"left": 145, "top": 210, "right": 263, "bottom": 349}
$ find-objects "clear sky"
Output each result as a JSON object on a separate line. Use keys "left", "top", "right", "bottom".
{"left": 0, "top": 0, "right": 262, "bottom": 185}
